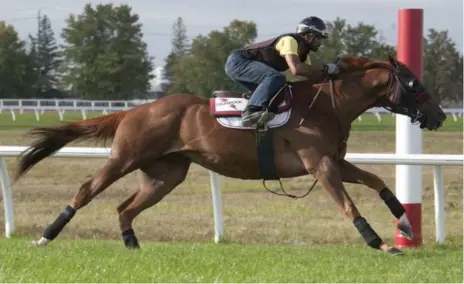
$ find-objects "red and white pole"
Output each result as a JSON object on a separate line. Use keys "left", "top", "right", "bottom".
{"left": 395, "top": 8, "right": 424, "bottom": 247}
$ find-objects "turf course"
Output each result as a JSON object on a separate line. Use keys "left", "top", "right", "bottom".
{"left": 0, "top": 110, "right": 462, "bottom": 283}
{"left": 1, "top": 237, "right": 462, "bottom": 283}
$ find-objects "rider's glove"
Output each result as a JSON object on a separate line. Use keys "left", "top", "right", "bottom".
{"left": 325, "top": 63, "right": 339, "bottom": 75}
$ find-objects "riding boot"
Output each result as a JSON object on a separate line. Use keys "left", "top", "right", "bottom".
{"left": 241, "top": 105, "right": 275, "bottom": 127}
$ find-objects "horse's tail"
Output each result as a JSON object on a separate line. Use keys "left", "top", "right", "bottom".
{"left": 16, "top": 111, "right": 128, "bottom": 180}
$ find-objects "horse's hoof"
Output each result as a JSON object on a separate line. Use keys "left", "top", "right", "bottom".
{"left": 124, "top": 238, "right": 140, "bottom": 249}
{"left": 387, "top": 247, "right": 405, "bottom": 256}
{"left": 397, "top": 222, "right": 414, "bottom": 240}
{"left": 29, "top": 237, "right": 50, "bottom": 248}
{"left": 29, "top": 240, "right": 45, "bottom": 248}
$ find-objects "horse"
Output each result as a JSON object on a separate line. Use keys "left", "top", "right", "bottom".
{"left": 15, "top": 54, "right": 446, "bottom": 255}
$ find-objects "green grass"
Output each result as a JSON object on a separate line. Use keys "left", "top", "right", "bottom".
{"left": 0, "top": 111, "right": 462, "bottom": 132}
{"left": 0, "top": 237, "right": 462, "bottom": 283}
{"left": 0, "top": 110, "right": 461, "bottom": 283}
{"left": 0, "top": 111, "right": 105, "bottom": 130}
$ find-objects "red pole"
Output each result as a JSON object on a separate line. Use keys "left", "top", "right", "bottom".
{"left": 395, "top": 8, "right": 424, "bottom": 248}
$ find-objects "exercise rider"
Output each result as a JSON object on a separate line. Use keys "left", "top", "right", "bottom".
{"left": 225, "top": 16, "right": 340, "bottom": 127}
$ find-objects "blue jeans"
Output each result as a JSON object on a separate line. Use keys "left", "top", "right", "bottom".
{"left": 224, "top": 52, "right": 286, "bottom": 108}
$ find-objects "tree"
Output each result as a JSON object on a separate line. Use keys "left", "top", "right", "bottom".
{"left": 60, "top": 3, "right": 154, "bottom": 99}
{"left": 312, "top": 18, "right": 395, "bottom": 64}
{"left": 0, "top": 21, "right": 36, "bottom": 98}
{"left": 311, "top": 17, "right": 347, "bottom": 63}
{"left": 29, "top": 13, "right": 61, "bottom": 95}
{"left": 423, "top": 28, "right": 463, "bottom": 106}
{"left": 170, "top": 20, "right": 257, "bottom": 98}
{"left": 164, "top": 17, "right": 190, "bottom": 94}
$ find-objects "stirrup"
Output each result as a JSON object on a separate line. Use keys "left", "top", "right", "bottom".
{"left": 256, "top": 110, "right": 275, "bottom": 131}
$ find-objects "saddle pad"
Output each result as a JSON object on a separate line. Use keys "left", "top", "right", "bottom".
{"left": 216, "top": 109, "right": 291, "bottom": 130}
{"left": 210, "top": 94, "right": 291, "bottom": 117}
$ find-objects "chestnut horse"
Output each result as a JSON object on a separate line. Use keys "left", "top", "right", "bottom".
{"left": 16, "top": 54, "right": 446, "bottom": 255}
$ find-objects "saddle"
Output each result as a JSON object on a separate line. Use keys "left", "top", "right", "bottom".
{"left": 210, "top": 84, "right": 292, "bottom": 118}
{"left": 209, "top": 84, "right": 294, "bottom": 183}
{"left": 212, "top": 90, "right": 251, "bottom": 100}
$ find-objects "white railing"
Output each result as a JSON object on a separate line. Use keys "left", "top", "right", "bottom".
{"left": 0, "top": 99, "right": 462, "bottom": 122}
{"left": 0, "top": 99, "right": 154, "bottom": 121}
{"left": 0, "top": 146, "right": 462, "bottom": 244}
{"left": 0, "top": 99, "right": 153, "bottom": 109}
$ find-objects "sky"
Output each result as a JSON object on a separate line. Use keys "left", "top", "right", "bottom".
{"left": 1, "top": 0, "right": 462, "bottom": 87}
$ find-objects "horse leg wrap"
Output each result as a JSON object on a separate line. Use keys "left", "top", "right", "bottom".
{"left": 379, "top": 188, "right": 405, "bottom": 219}
{"left": 43, "top": 205, "right": 76, "bottom": 240}
{"left": 353, "top": 216, "right": 383, "bottom": 249}
{"left": 122, "top": 229, "right": 140, "bottom": 249}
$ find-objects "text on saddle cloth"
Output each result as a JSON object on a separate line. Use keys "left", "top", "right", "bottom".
{"left": 209, "top": 89, "right": 292, "bottom": 117}
{"left": 209, "top": 90, "right": 293, "bottom": 130}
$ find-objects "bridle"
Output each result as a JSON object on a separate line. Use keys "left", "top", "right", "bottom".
{"left": 377, "top": 62, "right": 429, "bottom": 127}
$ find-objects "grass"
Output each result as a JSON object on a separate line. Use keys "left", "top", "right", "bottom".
{"left": 0, "top": 111, "right": 104, "bottom": 130}
{"left": 0, "top": 237, "right": 462, "bottom": 283}
{"left": 0, "top": 110, "right": 462, "bottom": 282}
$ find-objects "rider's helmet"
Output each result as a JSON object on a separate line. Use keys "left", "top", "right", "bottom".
{"left": 296, "top": 16, "right": 329, "bottom": 38}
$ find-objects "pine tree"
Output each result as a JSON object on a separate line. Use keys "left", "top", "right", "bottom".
{"left": 61, "top": 3, "right": 154, "bottom": 99}
{"left": 29, "top": 13, "right": 61, "bottom": 95}
{"left": 163, "top": 17, "right": 190, "bottom": 94}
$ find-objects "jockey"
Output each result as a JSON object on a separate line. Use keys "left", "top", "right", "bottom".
{"left": 225, "top": 16, "right": 340, "bottom": 127}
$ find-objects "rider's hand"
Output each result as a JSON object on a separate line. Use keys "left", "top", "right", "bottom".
{"left": 325, "top": 63, "right": 339, "bottom": 75}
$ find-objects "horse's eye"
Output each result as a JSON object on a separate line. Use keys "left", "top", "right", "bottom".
{"left": 408, "top": 79, "right": 419, "bottom": 90}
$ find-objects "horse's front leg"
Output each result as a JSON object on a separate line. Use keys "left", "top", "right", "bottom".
{"left": 338, "top": 159, "right": 414, "bottom": 241}
{"left": 311, "top": 155, "right": 403, "bottom": 255}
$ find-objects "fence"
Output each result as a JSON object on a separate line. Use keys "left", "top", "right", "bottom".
{"left": 1, "top": 99, "right": 463, "bottom": 122}
{"left": 1, "top": 146, "right": 462, "bottom": 244}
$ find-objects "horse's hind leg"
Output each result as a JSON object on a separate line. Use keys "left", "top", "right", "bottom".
{"left": 116, "top": 153, "right": 191, "bottom": 249}
{"left": 338, "top": 159, "right": 413, "bottom": 240}
{"left": 31, "top": 148, "right": 139, "bottom": 247}
{"left": 312, "top": 155, "right": 404, "bottom": 255}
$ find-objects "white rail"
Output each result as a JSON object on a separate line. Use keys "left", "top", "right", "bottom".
{"left": 0, "top": 146, "right": 462, "bottom": 245}
{"left": 0, "top": 99, "right": 462, "bottom": 122}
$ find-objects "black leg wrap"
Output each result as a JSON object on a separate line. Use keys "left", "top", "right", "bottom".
{"left": 379, "top": 188, "right": 405, "bottom": 219}
{"left": 353, "top": 216, "right": 383, "bottom": 249}
{"left": 122, "top": 229, "right": 140, "bottom": 249}
{"left": 43, "top": 205, "right": 76, "bottom": 240}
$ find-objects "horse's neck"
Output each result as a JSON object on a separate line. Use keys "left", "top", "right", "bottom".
{"left": 292, "top": 74, "right": 379, "bottom": 124}
{"left": 335, "top": 71, "right": 383, "bottom": 123}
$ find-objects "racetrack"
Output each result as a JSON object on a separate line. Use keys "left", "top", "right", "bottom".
{"left": 0, "top": 112, "right": 462, "bottom": 282}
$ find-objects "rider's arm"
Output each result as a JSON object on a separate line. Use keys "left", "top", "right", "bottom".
{"left": 275, "top": 36, "right": 326, "bottom": 77}
{"left": 285, "top": 54, "right": 326, "bottom": 77}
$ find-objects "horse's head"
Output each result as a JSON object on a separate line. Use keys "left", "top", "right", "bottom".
{"left": 337, "top": 54, "right": 446, "bottom": 131}
{"left": 382, "top": 54, "right": 446, "bottom": 130}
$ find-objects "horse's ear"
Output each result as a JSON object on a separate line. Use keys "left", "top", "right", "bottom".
{"left": 387, "top": 53, "right": 399, "bottom": 69}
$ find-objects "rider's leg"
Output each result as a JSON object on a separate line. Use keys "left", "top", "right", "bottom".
{"left": 224, "top": 52, "right": 286, "bottom": 126}
{"left": 242, "top": 73, "right": 285, "bottom": 126}
{"left": 225, "top": 52, "right": 258, "bottom": 92}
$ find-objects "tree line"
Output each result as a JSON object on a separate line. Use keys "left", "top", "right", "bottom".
{"left": 0, "top": 4, "right": 153, "bottom": 100}
{"left": 0, "top": 3, "right": 462, "bottom": 107}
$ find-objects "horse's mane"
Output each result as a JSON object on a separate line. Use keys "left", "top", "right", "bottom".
{"left": 337, "top": 54, "right": 394, "bottom": 74}
{"left": 290, "top": 54, "right": 395, "bottom": 90}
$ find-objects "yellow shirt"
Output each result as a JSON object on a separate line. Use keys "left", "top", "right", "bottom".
{"left": 274, "top": 36, "right": 311, "bottom": 82}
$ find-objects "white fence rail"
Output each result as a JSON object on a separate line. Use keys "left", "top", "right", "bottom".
{"left": 1, "top": 99, "right": 463, "bottom": 122}
{"left": 0, "top": 146, "right": 462, "bottom": 244}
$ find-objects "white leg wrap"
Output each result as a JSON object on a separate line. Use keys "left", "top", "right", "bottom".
{"left": 399, "top": 213, "right": 411, "bottom": 227}
{"left": 31, "top": 237, "right": 50, "bottom": 247}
